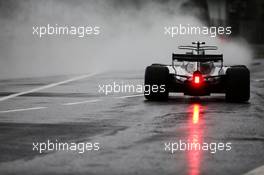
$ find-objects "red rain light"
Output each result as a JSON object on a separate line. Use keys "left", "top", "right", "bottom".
{"left": 193, "top": 71, "right": 203, "bottom": 85}
{"left": 194, "top": 76, "right": 200, "bottom": 84}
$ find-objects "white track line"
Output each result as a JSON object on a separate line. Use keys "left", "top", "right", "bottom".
{"left": 62, "top": 94, "right": 143, "bottom": 106}
{"left": 0, "top": 106, "right": 47, "bottom": 114}
{"left": 244, "top": 164, "right": 264, "bottom": 175}
{"left": 0, "top": 73, "right": 97, "bottom": 102}
{"left": 115, "top": 94, "right": 143, "bottom": 99}
{"left": 62, "top": 99, "right": 101, "bottom": 106}
{"left": 0, "top": 94, "right": 143, "bottom": 113}
{"left": 254, "top": 78, "right": 264, "bottom": 82}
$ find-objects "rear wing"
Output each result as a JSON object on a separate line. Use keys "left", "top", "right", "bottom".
{"left": 172, "top": 54, "right": 223, "bottom": 62}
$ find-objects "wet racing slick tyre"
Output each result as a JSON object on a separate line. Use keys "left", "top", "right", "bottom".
{"left": 225, "top": 66, "right": 250, "bottom": 102}
{"left": 144, "top": 65, "right": 169, "bottom": 101}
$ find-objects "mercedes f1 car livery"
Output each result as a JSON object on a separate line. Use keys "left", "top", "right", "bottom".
{"left": 144, "top": 41, "right": 250, "bottom": 102}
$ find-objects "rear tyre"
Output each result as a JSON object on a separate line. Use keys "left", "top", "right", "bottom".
{"left": 225, "top": 66, "right": 250, "bottom": 102}
{"left": 144, "top": 65, "right": 169, "bottom": 101}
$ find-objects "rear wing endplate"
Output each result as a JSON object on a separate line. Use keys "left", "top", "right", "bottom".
{"left": 172, "top": 54, "right": 223, "bottom": 62}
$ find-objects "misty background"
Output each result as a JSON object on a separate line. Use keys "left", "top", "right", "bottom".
{"left": 0, "top": 0, "right": 253, "bottom": 79}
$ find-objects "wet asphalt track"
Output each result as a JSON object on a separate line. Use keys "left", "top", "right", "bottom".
{"left": 0, "top": 60, "right": 264, "bottom": 175}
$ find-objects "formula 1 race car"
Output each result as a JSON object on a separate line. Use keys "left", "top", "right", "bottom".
{"left": 144, "top": 41, "right": 250, "bottom": 102}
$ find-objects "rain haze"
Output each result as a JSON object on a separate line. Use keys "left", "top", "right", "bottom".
{"left": 0, "top": 0, "right": 252, "bottom": 79}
